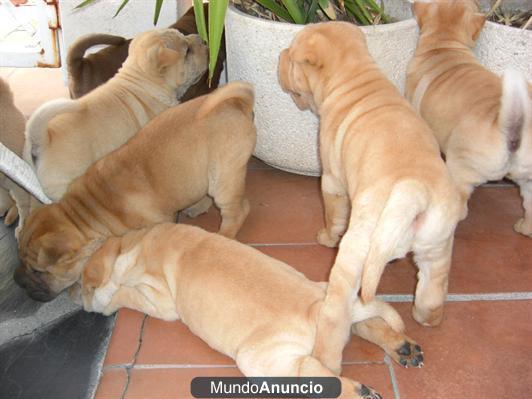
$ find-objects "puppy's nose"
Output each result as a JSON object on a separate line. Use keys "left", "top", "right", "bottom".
{"left": 13, "top": 266, "right": 57, "bottom": 302}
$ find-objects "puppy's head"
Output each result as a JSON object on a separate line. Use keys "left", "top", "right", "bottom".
{"left": 412, "top": 1, "right": 485, "bottom": 46}
{"left": 278, "top": 22, "right": 368, "bottom": 112}
{"left": 127, "top": 28, "right": 208, "bottom": 96}
{"left": 15, "top": 204, "right": 90, "bottom": 301}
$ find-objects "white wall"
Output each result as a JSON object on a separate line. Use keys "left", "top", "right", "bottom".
{"left": 58, "top": 0, "right": 192, "bottom": 77}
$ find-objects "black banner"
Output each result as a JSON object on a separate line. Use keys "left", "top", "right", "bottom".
{"left": 191, "top": 377, "right": 341, "bottom": 398}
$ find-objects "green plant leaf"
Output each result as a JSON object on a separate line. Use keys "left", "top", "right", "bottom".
{"left": 153, "top": 0, "right": 164, "bottom": 25}
{"left": 318, "top": 0, "right": 329, "bottom": 9}
{"left": 255, "top": 0, "right": 294, "bottom": 22}
{"left": 193, "top": 0, "right": 208, "bottom": 44}
{"left": 306, "top": 0, "right": 319, "bottom": 23}
{"left": 345, "top": 0, "right": 370, "bottom": 25}
{"left": 353, "top": 0, "right": 373, "bottom": 24}
{"left": 280, "top": 0, "right": 306, "bottom": 24}
{"left": 113, "top": 0, "right": 130, "bottom": 19}
{"left": 74, "top": 0, "right": 96, "bottom": 10}
{"left": 208, "top": 0, "right": 229, "bottom": 84}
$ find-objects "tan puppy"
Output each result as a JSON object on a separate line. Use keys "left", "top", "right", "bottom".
{"left": 407, "top": 0, "right": 532, "bottom": 236}
{"left": 0, "top": 77, "right": 33, "bottom": 228}
{"left": 66, "top": 5, "right": 224, "bottom": 100}
{"left": 15, "top": 82, "right": 255, "bottom": 302}
{"left": 279, "top": 22, "right": 461, "bottom": 373}
{"left": 25, "top": 28, "right": 208, "bottom": 202}
{"left": 81, "top": 223, "right": 424, "bottom": 399}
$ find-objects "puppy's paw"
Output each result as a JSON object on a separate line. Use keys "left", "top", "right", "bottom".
{"left": 317, "top": 228, "right": 340, "bottom": 248}
{"left": 412, "top": 304, "right": 444, "bottom": 327}
{"left": 4, "top": 205, "right": 18, "bottom": 226}
{"left": 393, "top": 341, "right": 424, "bottom": 368}
{"left": 513, "top": 218, "right": 532, "bottom": 238}
{"left": 357, "top": 384, "right": 382, "bottom": 399}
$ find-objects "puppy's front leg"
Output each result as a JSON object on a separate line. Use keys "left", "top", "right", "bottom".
{"left": 412, "top": 236, "right": 454, "bottom": 327}
{"left": 514, "top": 179, "right": 532, "bottom": 237}
{"left": 238, "top": 352, "right": 382, "bottom": 399}
{"left": 183, "top": 196, "right": 213, "bottom": 218}
{"left": 317, "top": 174, "right": 350, "bottom": 248}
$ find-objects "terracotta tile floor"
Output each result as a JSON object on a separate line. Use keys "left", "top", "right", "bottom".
{"left": 3, "top": 68, "right": 531, "bottom": 399}
{"left": 95, "top": 161, "right": 532, "bottom": 399}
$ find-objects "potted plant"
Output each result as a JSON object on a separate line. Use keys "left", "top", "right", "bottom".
{"left": 76, "top": 0, "right": 530, "bottom": 176}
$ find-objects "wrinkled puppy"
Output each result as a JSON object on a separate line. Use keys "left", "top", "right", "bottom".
{"left": 279, "top": 22, "right": 461, "bottom": 373}
{"left": 25, "top": 28, "right": 208, "bottom": 202}
{"left": 0, "top": 77, "right": 33, "bottom": 228}
{"left": 67, "top": 5, "right": 224, "bottom": 100}
{"left": 15, "top": 82, "right": 255, "bottom": 302}
{"left": 81, "top": 223, "right": 423, "bottom": 399}
{"left": 407, "top": 0, "right": 532, "bottom": 236}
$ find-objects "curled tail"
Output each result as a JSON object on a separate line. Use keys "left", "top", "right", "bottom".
{"left": 361, "top": 180, "right": 429, "bottom": 303}
{"left": 67, "top": 34, "right": 126, "bottom": 80}
{"left": 499, "top": 69, "right": 531, "bottom": 152}
{"left": 196, "top": 81, "right": 254, "bottom": 119}
{"left": 24, "top": 99, "right": 82, "bottom": 166}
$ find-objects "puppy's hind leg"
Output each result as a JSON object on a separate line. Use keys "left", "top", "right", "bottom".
{"left": 350, "top": 299, "right": 423, "bottom": 367}
{"left": 317, "top": 174, "right": 351, "bottom": 248}
{"left": 210, "top": 164, "right": 250, "bottom": 239}
{"left": 412, "top": 235, "right": 454, "bottom": 327}
{"left": 353, "top": 318, "right": 423, "bottom": 368}
{"left": 514, "top": 179, "right": 532, "bottom": 237}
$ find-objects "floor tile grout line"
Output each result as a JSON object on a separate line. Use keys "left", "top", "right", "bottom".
{"left": 384, "top": 355, "right": 401, "bottom": 399}
{"left": 378, "top": 292, "right": 532, "bottom": 302}
{"left": 104, "top": 360, "right": 384, "bottom": 370}
{"left": 249, "top": 242, "right": 319, "bottom": 247}
{"left": 119, "top": 314, "right": 148, "bottom": 399}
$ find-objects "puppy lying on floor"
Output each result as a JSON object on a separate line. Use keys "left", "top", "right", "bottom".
{"left": 67, "top": 5, "right": 224, "bottom": 100}
{"left": 25, "top": 28, "right": 207, "bottom": 202}
{"left": 15, "top": 82, "right": 256, "bottom": 302}
{"left": 80, "top": 223, "right": 423, "bottom": 399}
{"left": 407, "top": 0, "right": 532, "bottom": 236}
{"left": 0, "top": 77, "right": 33, "bottom": 228}
{"left": 279, "top": 22, "right": 461, "bottom": 374}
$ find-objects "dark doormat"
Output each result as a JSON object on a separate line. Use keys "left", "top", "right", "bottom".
{"left": 0, "top": 222, "right": 115, "bottom": 399}
{"left": 0, "top": 309, "right": 115, "bottom": 399}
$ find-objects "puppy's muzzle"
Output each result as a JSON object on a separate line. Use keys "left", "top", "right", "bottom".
{"left": 14, "top": 265, "right": 57, "bottom": 302}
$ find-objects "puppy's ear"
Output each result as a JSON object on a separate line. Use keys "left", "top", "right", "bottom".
{"left": 83, "top": 237, "right": 121, "bottom": 289}
{"left": 412, "top": 2, "right": 431, "bottom": 28}
{"left": 36, "top": 231, "right": 82, "bottom": 268}
{"left": 468, "top": 12, "right": 486, "bottom": 41}
{"left": 157, "top": 47, "right": 181, "bottom": 69}
{"left": 290, "top": 33, "right": 326, "bottom": 68}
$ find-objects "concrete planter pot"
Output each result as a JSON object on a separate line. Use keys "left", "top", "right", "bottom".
{"left": 225, "top": 2, "right": 531, "bottom": 176}
{"left": 475, "top": 22, "right": 532, "bottom": 79}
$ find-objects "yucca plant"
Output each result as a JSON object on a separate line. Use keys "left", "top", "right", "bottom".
{"left": 75, "top": 0, "right": 390, "bottom": 83}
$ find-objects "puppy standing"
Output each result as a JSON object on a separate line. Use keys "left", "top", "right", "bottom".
{"left": 0, "top": 77, "right": 33, "bottom": 228}
{"left": 279, "top": 22, "right": 461, "bottom": 373}
{"left": 16, "top": 82, "right": 255, "bottom": 302}
{"left": 25, "top": 28, "right": 207, "bottom": 202}
{"left": 81, "top": 223, "right": 424, "bottom": 399}
{"left": 67, "top": 4, "right": 224, "bottom": 100}
{"left": 407, "top": 0, "right": 532, "bottom": 236}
